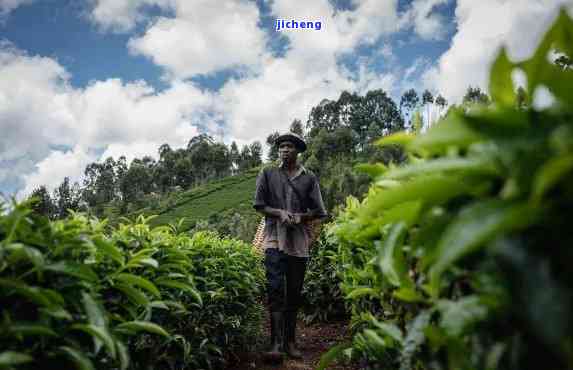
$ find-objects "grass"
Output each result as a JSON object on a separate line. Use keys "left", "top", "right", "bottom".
{"left": 115, "top": 167, "right": 262, "bottom": 231}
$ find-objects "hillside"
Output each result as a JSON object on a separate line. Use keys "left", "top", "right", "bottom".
{"left": 122, "top": 167, "right": 261, "bottom": 233}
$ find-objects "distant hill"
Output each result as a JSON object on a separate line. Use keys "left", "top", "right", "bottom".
{"left": 113, "top": 167, "right": 261, "bottom": 235}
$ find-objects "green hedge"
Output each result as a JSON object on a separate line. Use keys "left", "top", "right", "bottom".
{"left": 301, "top": 225, "right": 347, "bottom": 324}
{"left": 320, "top": 10, "right": 573, "bottom": 370}
{"left": 0, "top": 202, "right": 264, "bottom": 370}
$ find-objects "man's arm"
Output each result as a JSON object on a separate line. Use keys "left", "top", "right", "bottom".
{"left": 253, "top": 168, "right": 294, "bottom": 224}
{"left": 257, "top": 206, "right": 294, "bottom": 224}
{"left": 294, "top": 176, "right": 328, "bottom": 223}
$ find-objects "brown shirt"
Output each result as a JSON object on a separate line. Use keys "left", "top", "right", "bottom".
{"left": 253, "top": 162, "right": 327, "bottom": 257}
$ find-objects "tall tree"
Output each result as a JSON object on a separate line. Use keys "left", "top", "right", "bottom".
{"left": 422, "top": 89, "right": 434, "bottom": 129}
{"left": 289, "top": 119, "right": 304, "bottom": 137}
{"left": 435, "top": 94, "right": 448, "bottom": 122}
{"left": 53, "top": 177, "right": 81, "bottom": 219}
{"left": 266, "top": 132, "right": 280, "bottom": 162}
{"left": 229, "top": 141, "right": 240, "bottom": 174}
{"left": 249, "top": 141, "right": 263, "bottom": 168}
{"left": 462, "top": 86, "right": 490, "bottom": 105}
{"left": 239, "top": 145, "right": 251, "bottom": 171}
{"left": 29, "top": 185, "right": 55, "bottom": 219}
{"left": 399, "top": 89, "right": 420, "bottom": 132}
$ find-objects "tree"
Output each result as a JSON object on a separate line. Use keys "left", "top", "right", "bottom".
{"left": 29, "top": 185, "right": 55, "bottom": 219}
{"left": 249, "top": 141, "right": 263, "bottom": 168}
{"left": 422, "top": 89, "right": 434, "bottom": 130}
{"left": 399, "top": 89, "right": 419, "bottom": 130}
{"left": 289, "top": 119, "right": 304, "bottom": 137}
{"left": 435, "top": 94, "right": 448, "bottom": 122}
{"left": 239, "top": 145, "right": 251, "bottom": 171}
{"left": 230, "top": 141, "right": 240, "bottom": 174}
{"left": 53, "top": 177, "right": 81, "bottom": 219}
{"left": 353, "top": 89, "right": 404, "bottom": 150}
{"left": 265, "top": 132, "right": 280, "bottom": 162}
{"left": 462, "top": 86, "right": 490, "bottom": 106}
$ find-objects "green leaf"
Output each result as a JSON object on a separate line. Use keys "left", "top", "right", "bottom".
{"left": 5, "top": 243, "right": 44, "bottom": 269}
{"left": 429, "top": 200, "right": 537, "bottom": 297}
{"left": 399, "top": 311, "right": 431, "bottom": 370}
{"left": 370, "top": 317, "right": 404, "bottom": 345}
{"left": 93, "top": 236, "right": 124, "bottom": 265}
{"left": 532, "top": 153, "right": 573, "bottom": 200}
{"left": 115, "top": 321, "right": 169, "bottom": 337}
{"left": 354, "top": 163, "right": 387, "bottom": 178}
{"left": 71, "top": 324, "right": 117, "bottom": 359}
{"left": 316, "top": 343, "right": 351, "bottom": 370}
{"left": 8, "top": 323, "right": 58, "bottom": 337}
{"left": 519, "top": 8, "right": 573, "bottom": 105}
{"left": 346, "top": 287, "right": 377, "bottom": 300}
{"left": 382, "top": 157, "right": 499, "bottom": 180}
{"left": 377, "top": 223, "right": 408, "bottom": 287}
{"left": 59, "top": 346, "right": 95, "bottom": 370}
{"left": 115, "top": 284, "right": 150, "bottom": 307}
{"left": 489, "top": 48, "right": 516, "bottom": 106}
{"left": 0, "top": 278, "right": 51, "bottom": 307}
{"left": 44, "top": 262, "right": 98, "bottom": 282}
{"left": 363, "top": 329, "right": 387, "bottom": 349}
{"left": 375, "top": 132, "right": 414, "bottom": 147}
{"left": 393, "top": 287, "right": 425, "bottom": 303}
{"left": 0, "top": 351, "right": 33, "bottom": 366}
{"left": 116, "top": 341, "right": 130, "bottom": 370}
{"left": 114, "top": 273, "right": 161, "bottom": 298}
{"left": 362, "top": 175, "right": 475, "bottom": 220}
{"left": 155, "top": 279, "right": 202, "bottom": 306}
{"left": 436, "top": 296, "right": 489, "bottom": 337}
{"left": 409, "top": 113, "right": 484, "bottom": 153}
{"left": 81, "top": 292, "right": 107, "bottom": 354}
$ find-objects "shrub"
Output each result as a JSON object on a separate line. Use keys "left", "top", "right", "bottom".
{"left": 0, "top": 201, "right": 264, "bottom": 370}
{"left": 301, "top": 225, "right": 347, "bottom": 324}
{"left": 320, "top": 11, "right": 573, "bottom": 370}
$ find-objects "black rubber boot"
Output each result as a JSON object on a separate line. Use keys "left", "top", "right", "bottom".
{"left": 263, "top": 311, "right": 284, "bottom": 363}
{"left": 284, "top": 311, "right": 303, "bottom": 359}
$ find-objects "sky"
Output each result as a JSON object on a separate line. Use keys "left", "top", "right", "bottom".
{"left": 1, "top": 0, "right": 572, "bottom": 199}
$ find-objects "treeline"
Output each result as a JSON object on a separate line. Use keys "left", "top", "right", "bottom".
{"left": 29, "top": 135, "right": 264, "bottom": 219}
{"left": 29, "top": 85, "right": 490, "bottom": 222}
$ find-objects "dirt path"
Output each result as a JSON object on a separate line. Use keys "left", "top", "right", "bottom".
{"left": 227, "top": 319, "right": 359, "bottom": 370}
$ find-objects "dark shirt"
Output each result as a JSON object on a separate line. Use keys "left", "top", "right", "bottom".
{"left": 253, "top": 162, "right": 327, "bottom": 257}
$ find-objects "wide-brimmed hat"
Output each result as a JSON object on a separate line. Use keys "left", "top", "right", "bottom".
{"left": 275, "top": 132, "right": 307, "bottom": 152}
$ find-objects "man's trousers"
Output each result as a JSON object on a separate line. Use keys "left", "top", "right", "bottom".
{"left": 264, "top": 248, "right": 308, "bottom": 313}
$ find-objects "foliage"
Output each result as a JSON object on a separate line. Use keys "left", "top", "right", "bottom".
{"left": 322, "top": 11, "right": 573, "bottom": 370}
{"left": 0, "top": 201, "right": 264, "bottom": 370}
{"left": 301, "top": 224, "right": 347, "bottom": 324}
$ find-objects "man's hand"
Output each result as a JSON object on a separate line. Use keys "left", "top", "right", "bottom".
{"left": 279, "top": 209, "right": 295, "bottom": 224}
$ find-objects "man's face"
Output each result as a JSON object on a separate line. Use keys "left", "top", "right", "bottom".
{"left": 279, "top": 140, "right": 297, "bottom": 162}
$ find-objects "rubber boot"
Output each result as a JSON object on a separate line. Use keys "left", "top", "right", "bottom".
{"left": 284, "top": 311, "right": 303, "bottom": 359}
{"left": 263, "top": 311, "right": 284, "bottom": 363}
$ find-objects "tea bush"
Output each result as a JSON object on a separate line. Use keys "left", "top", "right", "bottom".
{"left": 320, "top": 10, "right": 573, "bottom": 370}
{"left": 301, "top": 225, "right": 347, "bottom": 324}
{"left": 0, "top": 201, "right": 264, "bottom": 370}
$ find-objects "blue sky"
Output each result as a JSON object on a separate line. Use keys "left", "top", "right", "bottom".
{"left": 0, "top": 0, "right": 570, "bottom": 198}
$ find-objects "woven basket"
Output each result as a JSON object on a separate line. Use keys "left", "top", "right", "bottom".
{"left": 252, "top": 217, "right": 322, "bottom": 254}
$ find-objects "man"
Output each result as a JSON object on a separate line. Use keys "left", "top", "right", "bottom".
{"left": 253, "top": 132, "right": 327, "bottom": 362}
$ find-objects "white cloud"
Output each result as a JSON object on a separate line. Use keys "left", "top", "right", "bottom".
{"left": 89, "top": 0, "right": 173, "bottom": 32}
{"left": 3, "top": 0, "right": 426, "bottom": 197}
{"left": 17, "top": 146, "right": 95, "bottom": 200}
{"left": 422, "top": 0, "right": 573, "bottom": 103}
{"left": 127, "top": 0, "right": 267, "bottom": 78}
{"left": 405, "top": 0, "right": 451, "bottom": 40}
{"left": 0, "top": 0, "right": 34, "bottom": 19}
{"left": 0, "top": 44, "right": 213, "bottom": 198}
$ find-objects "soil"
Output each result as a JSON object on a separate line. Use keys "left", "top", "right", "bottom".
{"left": 226, "top": 319, "right": 360, "bottom": 370}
